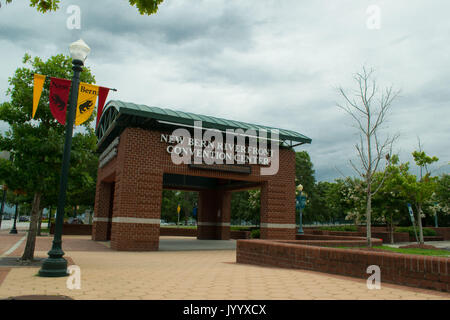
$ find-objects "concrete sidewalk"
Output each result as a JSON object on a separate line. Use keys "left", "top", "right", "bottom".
{"left": 0, "top": 234, "right": 449, "bottom": 300}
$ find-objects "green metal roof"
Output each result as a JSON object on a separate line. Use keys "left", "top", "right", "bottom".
{"left": 96, "top": 100, "right": 312, "bottom": 152}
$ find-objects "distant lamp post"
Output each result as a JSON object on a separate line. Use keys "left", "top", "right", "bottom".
{"left": 296, "top": 184, "right": 307, "bottom": 235}
{"left": 0, "top": 185, "right": 6, "bottom": 229}
{"left": 39, "top": 39, "right": 90, "bottom": 277}
{"left": 0, "top": 151, "right": 11, "bottom": 229}
{"left": 10, "top": 202, "right": 18, "bottom": 234}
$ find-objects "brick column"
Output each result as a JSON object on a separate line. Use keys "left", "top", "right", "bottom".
{"left": 217, "top": 190, "right": 231, "bottom": 240}
{"left": 197, "top": 189, "right": 231, "bottom": 240}
{"left": 260, "top": 149, "right": 296, "bottom": 240}
{"left": 110, "top": 128, "right": 163, "bottom": 251}
{"left": 92, "top": 181, "right": 113, "bottom": 241}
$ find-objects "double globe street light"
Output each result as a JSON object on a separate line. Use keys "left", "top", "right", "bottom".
{"left": 39, "top": 39, "right": 91, "bottom": 277}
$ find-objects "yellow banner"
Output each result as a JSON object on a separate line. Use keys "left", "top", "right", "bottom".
{"left": 75, "top": 82, "right": 99, "bottom": 126}
{"left": 32, "top": 74, "right": 46, "bottom": 118}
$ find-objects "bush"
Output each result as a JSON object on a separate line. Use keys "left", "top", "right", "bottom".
{"left": 250, "top": 229, "right": 260, "bottom": 239}
{"left": 395, "top": 226, "right": 437, "bottom": 237}
{"left": 319, "top": 225, "right": 358, "bottom": 232}
{"left": 230, "top": 226, "right": 252, "bottom": 231}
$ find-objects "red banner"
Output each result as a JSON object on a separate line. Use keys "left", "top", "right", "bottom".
{"left": 49, "top": 77, "right": 72, "bottom": 125}
{"left": 96, "top": 86, "right": 110, "bottom": 127}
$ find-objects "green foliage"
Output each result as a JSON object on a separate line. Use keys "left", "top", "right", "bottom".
{"left": 371, "top": 155, "right": 408, "bottom": 227}
{"left": 395, "top": 226, "right": 436, "bottom": 237}
{"left": 160, "top": 190, "right": 197, "bottom": 223}
{"left": 295, "top": 151, "right": 315, "bottom": 194}
{"left": 250, "top": 229, "right": 260, "bottom": 239}
{"left": 5, "top": 0, "right": 163, "bottom": 15}
{"left": 319, "top": 225, "right": 358, "bottom": 232}
{"left": 230, "top": 190, "right": 260, "bottom": 225}
{"left": 0, "top": 53, "right": 96, "bottom": 196}
{"left": 129, "top": 0, "right": 164, "bottom": 15}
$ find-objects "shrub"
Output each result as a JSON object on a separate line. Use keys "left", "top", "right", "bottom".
{"left": 230, "top": 226, "right": 252, "bottom": 231}
{"left": 250, "top": 229, "right": 260, "bottom": 239}
{"left": 319, "top": 225, "right": 358, "bottom": 232}
{"left": 395, "top": 226, "right": 437, "bottom": 237}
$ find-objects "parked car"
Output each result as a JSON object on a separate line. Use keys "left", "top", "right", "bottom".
{"left": 19, "top": 216, "right": 30, "bottom": 222}
{"left": 2, "top": 214, "right": 11, "bottom": 220}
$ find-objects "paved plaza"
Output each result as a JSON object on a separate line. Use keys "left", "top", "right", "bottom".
{"left": 0, "top": 231, "right": 449, "bottom": 300}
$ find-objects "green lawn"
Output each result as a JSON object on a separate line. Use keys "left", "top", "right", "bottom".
{"left": 339, "top": 245, "right": 450, "bottom": 257}
{"left": 374, "top": 245, "right": 450, "bottom": 257}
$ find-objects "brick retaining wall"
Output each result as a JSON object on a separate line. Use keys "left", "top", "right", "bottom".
{"left": 159, "top": 227, "right": 197, "bottom": 237}
{"left": 159, "top": 227, "right": 250, "bottom": 239}
{"left": 430, "top": 227, "right": 450, "bottom": 240}
{"left": 50, "top": 223, "right": 92, "bottom": 235}
{"left": 237, "top": 239, "right": 450, "bottom": 292}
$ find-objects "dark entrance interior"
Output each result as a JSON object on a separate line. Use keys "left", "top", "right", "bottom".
{"left": 161, "top": 173, "right": 261, "bottom": 240}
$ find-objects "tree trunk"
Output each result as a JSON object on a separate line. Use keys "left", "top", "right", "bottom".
{"left": 37, "top": 208, "right": 43, "bottom": 236}
{"left": 21, "top": 192, "right": 41, "bottom": 262}
{"left": 47, "top": 206, "right": 52, "bottom": 230}
{"left": 417, "top": 203, "right": 424, "bottom": 244}
{"left": 366, "top": 185, "right": 372, "bottom": 247}
{"left": 390, "top": 212, "right": 394, "bottom": 244}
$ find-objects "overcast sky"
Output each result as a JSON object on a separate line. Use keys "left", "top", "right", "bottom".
{"left": 0, "top": 0, "right": 449, "bottom": 182}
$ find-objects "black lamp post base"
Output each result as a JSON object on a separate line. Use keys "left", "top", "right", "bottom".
{"left": 9, "top": 228, "right": 17, "bottom": 234}
{"left": 38, "top": 257, "right": 68, "bottom": 277}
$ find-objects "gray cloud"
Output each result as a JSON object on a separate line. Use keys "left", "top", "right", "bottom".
{"left": 0, "top": 0, "right": 449, "bottom": 183}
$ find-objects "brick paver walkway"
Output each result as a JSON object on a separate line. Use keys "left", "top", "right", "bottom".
{"left": 0, "top": 234, "right": 449, "bottom": 300}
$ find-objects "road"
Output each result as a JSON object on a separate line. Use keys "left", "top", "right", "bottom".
{"left": 0, "top": 220, "right": 49, "bottom": 231}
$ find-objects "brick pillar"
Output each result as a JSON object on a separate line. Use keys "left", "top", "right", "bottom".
{"left": 110, "top": 128, "right": 163, "bottom": 251}
{"left": 217, "top": 191, "right": 231, "bottom": 240}
{"left": 92, "top": 181, "right": 113, "bottom": 241}
{"left": 260, "top": 180, "right": 296, "bottom": 240}
{"left": 197, "top": 189, "right": 231, "bottom": 240}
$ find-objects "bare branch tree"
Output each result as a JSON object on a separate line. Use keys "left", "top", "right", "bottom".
{"left": 337, "top": 66, "right": 400, "bottom": 247}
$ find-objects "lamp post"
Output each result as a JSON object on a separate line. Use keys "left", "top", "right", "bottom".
{"left": 0, "top": 185, "right": 6, "bottom": 229}
{"left": 296, "top": 184, "right": 307, "bottom": 235}
{"left": 39, "top": 39, "right": 90, "bottom": 277}
{"left": 9, "top": 202, "right": 18, "bottom": 234}
{"left": 0, "top": 151, "right": 11, "bottom": 229}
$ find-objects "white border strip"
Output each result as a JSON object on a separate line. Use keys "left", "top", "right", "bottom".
{"left": 93, "top": 217, "right": 110, "bottom": 222}
{"left": 112, "top": 217, "right": 160, "bottom": 224}
{"left": 260, "top": 223, "right": 297, "bottom": 229}
{"left": 1, "top": 235, "right": 26, "bottom": 257}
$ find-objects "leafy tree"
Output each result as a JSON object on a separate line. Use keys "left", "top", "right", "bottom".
{"left": 231, "top": 190, "right": 260, "bottom": 225}
{"left": 295, "top": 151, "right": 315, "bottom": 194}
{"left": 4, "top": 0, "right": 164, "bottom": 15}
{"left": 434, "top": 174, "right": 449, "bottom": 219}
{"left": 67, "top": 129, "right": 98, "bottom": 210}
{"left": 371, "top": 155, "right": 408, "bottom": 243}
{"left": 398, "top": 150, "right": 439, "bottom": 244}
{"left": 161, "top": 190, "right": 197, "bottom": 224}
{"left": 0, "top": 53, "right": 95, "bottom": 261}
